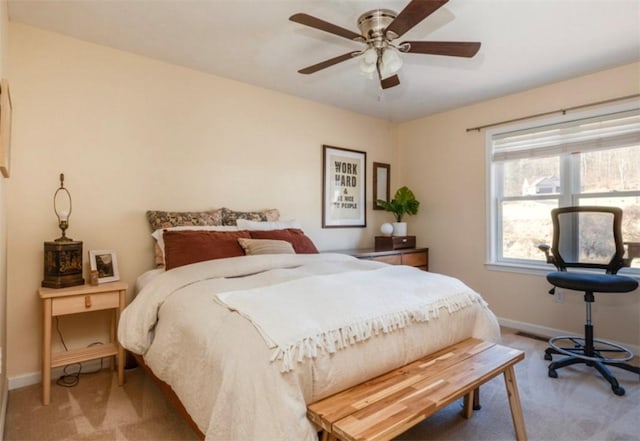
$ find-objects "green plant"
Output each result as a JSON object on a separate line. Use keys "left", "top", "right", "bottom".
{"left": 377, "top": 186, "right": 420, "bottom": 222}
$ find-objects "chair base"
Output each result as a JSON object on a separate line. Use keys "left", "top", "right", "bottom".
{"left": 545, "top": 337, "right": 640, "bottom": 396}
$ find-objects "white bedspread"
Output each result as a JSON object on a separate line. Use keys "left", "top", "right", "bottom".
{"left": 118, "top": 253, "right": 500, "bottom": 441}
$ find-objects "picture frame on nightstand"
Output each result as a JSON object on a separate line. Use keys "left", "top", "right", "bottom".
{"left": 89, "top": 249, "right": 120, "bottom": 283}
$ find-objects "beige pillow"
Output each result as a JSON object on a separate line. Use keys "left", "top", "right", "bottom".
{"left": 237, "top": 238, "right": 295, "bottom": 255}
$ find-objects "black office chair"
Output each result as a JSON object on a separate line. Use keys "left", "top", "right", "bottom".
{"left": 538, "top": 206, "right": 639, "bottom": 396}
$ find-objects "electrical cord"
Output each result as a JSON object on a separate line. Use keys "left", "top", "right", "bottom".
{"left": 54, "top": 317, "right": 107, "bottom": 387}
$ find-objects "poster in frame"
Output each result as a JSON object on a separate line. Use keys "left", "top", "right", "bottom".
{"left": 89, "top": 249, "right": 120, "bottom": 283}
{"left": 322, "top": 145, "right": 366, "bottom": 228}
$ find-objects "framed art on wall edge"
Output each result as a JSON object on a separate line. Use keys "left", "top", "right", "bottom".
{"left": 89, "top": 250, "right": 120, "bottom": 283}
{"left": 0, "top": 79, "right": 12, "bottom": 178}
{"left": 322, "top": 145, "right": 366, "bottom": 228}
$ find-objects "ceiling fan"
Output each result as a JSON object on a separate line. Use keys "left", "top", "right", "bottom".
{"left": 289, "top": 0, "right": 480, "bottom": 90}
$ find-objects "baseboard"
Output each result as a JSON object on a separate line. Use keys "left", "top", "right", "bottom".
{"left": 8, "top": 322, "right": 639, "bottom": 389}
{"left": 498, "top": 317, "right": 640, "bottom": 355}
{"left": 8, "top": 358, "right": 106, "bottom": 391}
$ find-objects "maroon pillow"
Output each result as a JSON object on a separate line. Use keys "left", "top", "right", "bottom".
{"left": 248, "top": 229, "right": 319, "bottom": 254}
{"left": 163, "top": 230, "right": 251, "bottom": 270}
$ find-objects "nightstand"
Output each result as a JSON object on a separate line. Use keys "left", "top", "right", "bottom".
{"left": 338, "top": 247, "right": 429, "bottom": 271}
{"left": 38, "top": 281, "right": 127, "bottom": 405}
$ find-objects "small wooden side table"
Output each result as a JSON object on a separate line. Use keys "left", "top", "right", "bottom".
{"left": 38, "top": 281, "right": 127, "bottom": 405}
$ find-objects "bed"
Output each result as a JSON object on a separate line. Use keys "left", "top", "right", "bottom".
{"left": 117, "top": 209, "right": 501, "bottom": 440}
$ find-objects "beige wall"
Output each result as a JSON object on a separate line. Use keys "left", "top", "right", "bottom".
{"left": 6, "top": 21, "right": 639, "bottom": 382}
{"left": 7, "top": 23, "right": 397, "bottom": 379}
{"left": 0, "top": 0, "right": 8, "bottom": 407}
{"left": 398, "top": 62, "right": 640, "bottom": 347}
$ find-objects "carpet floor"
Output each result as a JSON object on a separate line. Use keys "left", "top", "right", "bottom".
{"left": 4, "top": 327, "right": 639, "bottom": 440}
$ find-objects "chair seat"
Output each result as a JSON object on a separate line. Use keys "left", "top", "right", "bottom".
{"left": 547, "top": 272, "right": 639, "bottom": 293}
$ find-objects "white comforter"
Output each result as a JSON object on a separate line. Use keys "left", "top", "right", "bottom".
{"left": 118, "top": 253, "right": 500, "bottom": 441}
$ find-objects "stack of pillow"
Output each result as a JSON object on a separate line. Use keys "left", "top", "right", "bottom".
{"left": 147, "top": 208, "right": 319, "bottom": 270}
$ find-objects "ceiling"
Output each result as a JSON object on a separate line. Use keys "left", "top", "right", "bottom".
{"left": 7, "top": 0, "right": 640, "bottom": 122}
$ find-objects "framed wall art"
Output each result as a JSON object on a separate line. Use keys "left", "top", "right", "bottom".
{"left": 322, "top": 145, "right": 366, "bottom": 228}
{"left": 373, "top": 162, "right": 390, "bottom": 210}
{"left": 89, "top": 249, "right": 120, "bottom": 283}
{"left": 0, "top": 79, "right": 12, "bottom": 178}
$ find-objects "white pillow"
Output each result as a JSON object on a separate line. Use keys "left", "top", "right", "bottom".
{"left": 235, "top": 219, "right": 302, "bottom": 231}
{"left": 152, "top": 226, "right": 240, "bottom": 265}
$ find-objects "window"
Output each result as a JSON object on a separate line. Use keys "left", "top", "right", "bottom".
{"left": 487, "top": 105, "right": 640, "bottom": 272}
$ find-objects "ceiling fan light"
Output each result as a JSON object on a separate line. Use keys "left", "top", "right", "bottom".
{"left": 381, "top": 47, "right": 403, "bottom": 75}
{"left": 363, "top": 47, "right": 378, "bottom": 64}
{"left": 359, "top": 56, "right": 377, "bottom": 74}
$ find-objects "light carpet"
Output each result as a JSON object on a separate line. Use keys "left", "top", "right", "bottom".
{"left": 4, "top": 328, "right": 639, "bottom": 440}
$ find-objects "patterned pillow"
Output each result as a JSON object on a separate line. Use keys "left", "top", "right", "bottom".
{"left": 221, "top": 208, "right": 280, "bottom": 226}
{"left": 235, "top": 219, "right": 302, "bottom": 231}
{"left": 146, "top": 209, "right": 224, "bottom": 231}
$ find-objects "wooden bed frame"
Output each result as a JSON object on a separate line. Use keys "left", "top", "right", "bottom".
{"left": 132, "top": 353, "right": 205, "bottom": 440}
{"left": 132, "top": 349, "right": 481, "bottom": 441}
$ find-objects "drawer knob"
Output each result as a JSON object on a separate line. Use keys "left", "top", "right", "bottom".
{"left": 85, "top": 295, "right": 92, "bottom": 308}
{"left": 402, "top": 238, "right": 407, "bottom": 242}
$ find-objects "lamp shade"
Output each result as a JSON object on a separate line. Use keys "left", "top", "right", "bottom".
{"left": 363, "top": 47, "right": 377, "bottom": 64}
{"left": 379, "top": 47, "right": 403, "bottom": 78}
{"left": 359, "top": 58, "right": 376, "bottom": 78}
{"left": 359, "top": 47, "right": 377, "bottom": 74}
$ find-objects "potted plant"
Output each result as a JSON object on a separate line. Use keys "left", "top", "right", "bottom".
{"left": 377, "top": 186, "right": 420, "bottom": 236}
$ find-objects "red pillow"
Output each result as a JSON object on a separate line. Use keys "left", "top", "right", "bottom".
{"left": 248, "top": 229, "right": 319, "bottom": 254}
{"left": 163, "top": 230, "right": 251, "bottom": 270}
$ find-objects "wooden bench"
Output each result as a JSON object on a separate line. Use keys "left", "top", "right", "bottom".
{"left": 308, "top": 338, "right": 527, "bottom": 441}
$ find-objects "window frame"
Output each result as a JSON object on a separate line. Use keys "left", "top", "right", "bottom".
{"left": 485, "top": 101, "right": 640, "bottom": 278}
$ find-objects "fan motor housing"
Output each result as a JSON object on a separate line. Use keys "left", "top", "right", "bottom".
{"left": 357, "top": 9, "right": 398, "bottom": 47}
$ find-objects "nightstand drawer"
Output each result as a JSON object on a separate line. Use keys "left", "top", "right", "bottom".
{"left": 370, "top": 255, "right": 402, "bottom": 265}
{"left": 51, "top": 291, "right": 119, "bottom": 316}
{"left": 336, "top": 247, "right": 429, "bottom": 271}
{"left": 402, "top": 252, "right": 428, "bottom": 268}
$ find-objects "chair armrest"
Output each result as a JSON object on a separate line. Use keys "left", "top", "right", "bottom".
{"left": 623, "top": 242, "right": 640, "bottom": 268}
{"left": 538, "top": 244, "right": 552, "bottom": 262}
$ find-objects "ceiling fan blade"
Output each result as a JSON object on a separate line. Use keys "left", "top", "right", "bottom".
{"left": 298, "top": 52, "right": 357, "bottom": 74}
{"left": 402, "top": 41, "right": 481, "bottom": 57}
{"left": 385, "top": 0, "right": 449, "bottom": 39}
{"left": 380, "top": 74, "right": 401, "bottom": 89}
{"left": 290, "top": 13, "right": 364, "bottom": 41}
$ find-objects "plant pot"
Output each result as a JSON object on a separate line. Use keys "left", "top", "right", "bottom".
{"left": 392, "top": 222, "right": 407, "bottom": 237}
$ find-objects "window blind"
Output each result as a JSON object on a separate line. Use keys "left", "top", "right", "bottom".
{"left": 491, "top": 108, "right": 640, "bottom": 161}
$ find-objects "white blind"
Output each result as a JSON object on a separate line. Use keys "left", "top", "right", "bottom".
{"left": 491, "top": 108, "right": 640, "bottom": 161}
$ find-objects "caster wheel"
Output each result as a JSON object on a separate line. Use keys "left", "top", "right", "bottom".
{"left": 548, "top": 368, "right": 558, "bottom": 378}
{"left": 544, "top": 353, "right": 553, "bottom": 361}
{"left": 613, "top": 386, "right": 625, "bottom": 396}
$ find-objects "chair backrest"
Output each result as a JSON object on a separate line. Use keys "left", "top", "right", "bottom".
{"left": 549, "top": 206, "right": 626, "bottom": 274}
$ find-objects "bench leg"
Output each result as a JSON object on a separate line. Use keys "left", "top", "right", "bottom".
{"left": 503, "top": 366, "right": 527, "bottom": 441}
{"left": 473, "top": 387, "right": 481, "bottom": 410}
{"left": 320, "top": 430, "right": 338, "bottom": 441}
{"left": 462, "top": 390, "right": 474, "bottom": 419}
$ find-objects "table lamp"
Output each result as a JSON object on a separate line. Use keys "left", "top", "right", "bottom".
{"left": 41, "top": 173, "right": 84, "bottom": 288}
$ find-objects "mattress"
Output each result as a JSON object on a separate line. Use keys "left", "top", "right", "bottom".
{"left": 118, "top": 253, "right": 500, "bottom": 440}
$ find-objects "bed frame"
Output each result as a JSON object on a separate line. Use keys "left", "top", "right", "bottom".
{"left": 132, "top": 349, "right": 481, "bottom": 441}
{"left": 132, "top": 353, "right": 206, "bottom": 440}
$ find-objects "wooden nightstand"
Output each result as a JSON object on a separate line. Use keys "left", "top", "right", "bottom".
{"left": 38, "top": 281, "right": 127, "bottom": 405}
{"left": 337, "top": 247, "right": 429, "bottom": 271}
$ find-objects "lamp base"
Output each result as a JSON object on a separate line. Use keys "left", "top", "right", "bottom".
{"left": 42, "top": 240, "right": 85, "bottom": 288}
